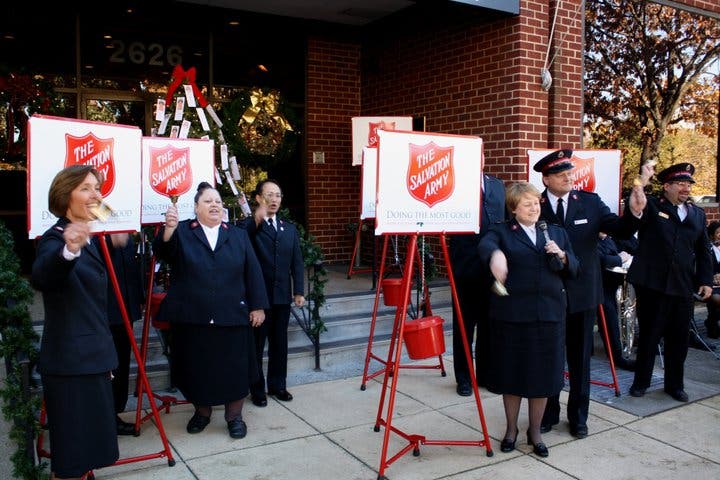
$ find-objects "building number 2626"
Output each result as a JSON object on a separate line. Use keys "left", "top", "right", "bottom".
{"left": 108, "top": 40, "right": 183, "bottom": 67}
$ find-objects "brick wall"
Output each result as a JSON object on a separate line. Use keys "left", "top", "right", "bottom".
{"left": 304, "top": 0, "right": 718, "bottom": 264}
{"left": 305, "top": 37, "right": 362, "bottom": 263}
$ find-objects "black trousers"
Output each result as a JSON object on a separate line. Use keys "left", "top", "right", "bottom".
{"left": 632, "top": 286, "right": 691, "bottom": 392}
{"left": 252, "top": 304, "right": 291, "bottom": 394}
{"left": 452, "top": 276, "right": 491, "bottom": 387}
{"left": 543, "top": 308, "right": 595, "bottom": 428}
{"left": 110, "top": 322, "right": 133, "bottom": 414}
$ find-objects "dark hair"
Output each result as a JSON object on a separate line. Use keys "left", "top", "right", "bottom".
{"left": 254, "top": 179, "right": 281, "bottom": 197}
{"left": 48, "top": 165, "right": 103, "bottom": 218}
{"left": 708, "top": 221, "right": 720, "bottom": 239}
{"left": 193, "top": 181, "right": 216, "bottom": 203}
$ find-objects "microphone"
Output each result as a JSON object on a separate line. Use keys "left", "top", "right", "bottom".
{"left": 538, "top": 220, "right": 560, "bottom": 260}
{"left": 538, "top": 220, "right": 552, "bottom": 244}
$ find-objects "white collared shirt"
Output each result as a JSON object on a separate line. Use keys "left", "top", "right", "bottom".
{"left": 546, "top": 191, "right": 569, "bottom": 219}
{"left": 201, "top": 223, "right": 220, "bottom": 250}
{"left": 519, "top": 222, "right": 536, "bottom": 244}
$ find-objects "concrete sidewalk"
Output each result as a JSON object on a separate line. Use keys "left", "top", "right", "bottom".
{"left": 35, "top": 352, "right": 720, "bottom": 480}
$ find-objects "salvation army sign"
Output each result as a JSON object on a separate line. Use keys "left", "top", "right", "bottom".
{"left": 407, "top": 142, "right": 455, "bottom": 207}
{"left": 64, "top": 132, "right": 116, "bottom": 197}
{"left": 148, "top": 144, "right": 193, "bottom": 198}
{"left": 375, "top": 130, "right": 481, "bottom": 235}
{"left": 27, "top": 115, "right": 142, "bottom": 238}
{"left": 351, "top": 116, "right": 413, "bottom": 166}
{"left": 141, "top": 137, "right": 215, "bottom": 224}
{"left": 527, "top": 149, "right": 622, "bottom": 214}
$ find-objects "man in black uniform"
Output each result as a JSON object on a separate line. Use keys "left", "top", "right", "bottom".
{"left": 535, "top": 149, "right": 649, "bottom": 439}
{"left": 449, "top": 173, "right": 506, "bottom": 396}
{"left": 628, "top": 163, "right": 712, "bottom": 402}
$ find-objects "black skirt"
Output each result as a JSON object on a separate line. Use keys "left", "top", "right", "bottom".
{"left": 170, "top": 323, "right": 258, "bottom": 405}
{"left": 42, "top": 373, "right": 119, "bottom": 477}
{"left": 486, "top": 319, "right": 565, "bottom": 398}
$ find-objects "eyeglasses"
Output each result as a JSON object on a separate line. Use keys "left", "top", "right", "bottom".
{"left": 262, "top": 193, "right": 283, "bottom": 199}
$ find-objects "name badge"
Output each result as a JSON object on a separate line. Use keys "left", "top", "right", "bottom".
{"left": 574, "top": 219, "right": 588, "bottom": 225}
{"left": 658, "top": 212, "right": 669, "bottom": 219}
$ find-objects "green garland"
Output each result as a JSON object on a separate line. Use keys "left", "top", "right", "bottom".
{"left": 0, "top": 220, "right": 48, "bottom": 479}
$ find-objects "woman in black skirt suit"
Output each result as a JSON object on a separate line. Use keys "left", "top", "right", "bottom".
{"left": 478, "top": 182, "right": 578, "bottom": 457}
{"left": 32, "top": 165, "right": 119, "bottom": 479}
{"left": 154, "top": 182, "right": 268, "bottom": 439}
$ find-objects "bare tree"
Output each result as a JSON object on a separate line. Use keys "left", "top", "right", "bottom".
{"left": 584, "top": 0, "right": 720, "bottom": 166}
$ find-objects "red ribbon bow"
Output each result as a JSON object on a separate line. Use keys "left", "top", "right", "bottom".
{"left": 164, "top": 65, "right": 208, "bottom": 108}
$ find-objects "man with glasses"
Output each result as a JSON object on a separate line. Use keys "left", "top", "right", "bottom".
{"left": 627, "top": 163, "right": 713, "bottom": 403}
{"left": 535, "top": 149, "right": 648, "bottom": 439}
{"left": 241, "top": 179, "right": 305, "bottom": 407}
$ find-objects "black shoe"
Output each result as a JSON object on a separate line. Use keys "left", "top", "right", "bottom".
{"left": 186, "top": 412, "right": 211, "bottom": 434}
{"left": 614, "top": 358, "right": 636, "bottom": 372}
{"left": 227, "top": 417, "right": 247, "bottom": 439}
{"left": 456, "top": 382, "right": 472, "bottom": 397}
{"left": 665, "top": 389, "right": 689, "bottom": 402}
{"left": 629, "top": 385, "right": 646, "bottom": 397}
{"left": 526, "top": 431, "right": 548, "bottom": 457}
{"left": 570, "top": 425, "right": 588, "bottom": 439}
{"left": 116, "top": 416, "right": 136, "bottom": 436}
{"left": 251, "top": 394, "right": 268, "bottom": 407}
{"left": 539, "top": 423, "right": 554, "bottom": 434}
{"left": 268, "top": 389, "right": 293, "bottom": 402}
{"left": 500, "top": 428, "right": 518, "bottom": 453}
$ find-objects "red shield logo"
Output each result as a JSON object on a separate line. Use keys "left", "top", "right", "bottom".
{"left": 367, "top": 121, "right": 396, "bottom": 148}
{"left": 570, "top": 155, "right": 596, "bottom": 192}
{"left": 148, "top": 145, "right": 193, "bottom": 198}
{"left": 407, "top": 142, "right": 455, "bottom": 207}
{"left": 64, "top": 133, "right": 115, "bottom": 197}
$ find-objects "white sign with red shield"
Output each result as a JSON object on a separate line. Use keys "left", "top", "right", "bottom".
{"left": 361, "top": 147, "right": 377, "bottom": 219}
{"left": 351, "top": 116, "right": 413, "bottom": 166}
{"left": 375, "top": 130, "right": 482, "bottom": 234}
{"left": 527, "top": 149, "right": 622, "bottom": 214}
{"left": 27, "top": 115, "right": 142, "bottom": 238}
{"left": 141, "top": 137, "right": 216, "bottom": 224}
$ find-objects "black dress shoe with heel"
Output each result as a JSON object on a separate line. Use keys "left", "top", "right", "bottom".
{"left": 186, "top": 412, "right": 211, "bottom": 434}
{"left": 526, "top": 430, "right": 548, "bottom": 457}
{"left": 539, "top": 422, "right": 554, "bottom": 434}
{"left": 227, "top": 417, "right": 247, "bottom": 439}
{"left": 268, "top": 389, "right": 293, "bottom": 402}
{"left": 500, "top": 428, "right": 519, "bottom": 453}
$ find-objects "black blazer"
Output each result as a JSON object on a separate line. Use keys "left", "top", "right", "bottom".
{"left": 626, "top": 195, "right": 713, "bottom": 297}
{"left": 478, "top": 219, "right": 579, "bottom": 324}
{"left": 449, "top": 174, "right": 507, "bottom": 280}
{"left": 240, "top": 216, "right": 305, "bottom": 305}
{"left": 540, "top": 189, "right": 639, "bottom": 313}
{"left": 32, "top": 218, "right": 118, "bottom": 376}
{"left": 153, "top": 219, "right": 269, "bottom": 326}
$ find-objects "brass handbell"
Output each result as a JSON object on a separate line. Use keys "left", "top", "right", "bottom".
{"left": 491, "top": 279, "right": 509, "bottom": 296}
{"left": 89, "top": 200, "right": 115, "bottom": 222}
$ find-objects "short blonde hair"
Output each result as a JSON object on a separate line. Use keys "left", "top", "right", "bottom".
{"left": 505, "top": 182, "right": 541, "bottom": 211}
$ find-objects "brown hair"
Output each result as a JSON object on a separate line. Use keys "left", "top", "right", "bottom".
{"left": 47, "top": 165, "right": 103, "bottom": 218}
{"left": 505, "top": 181, "right": 541, "bottom": 211}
